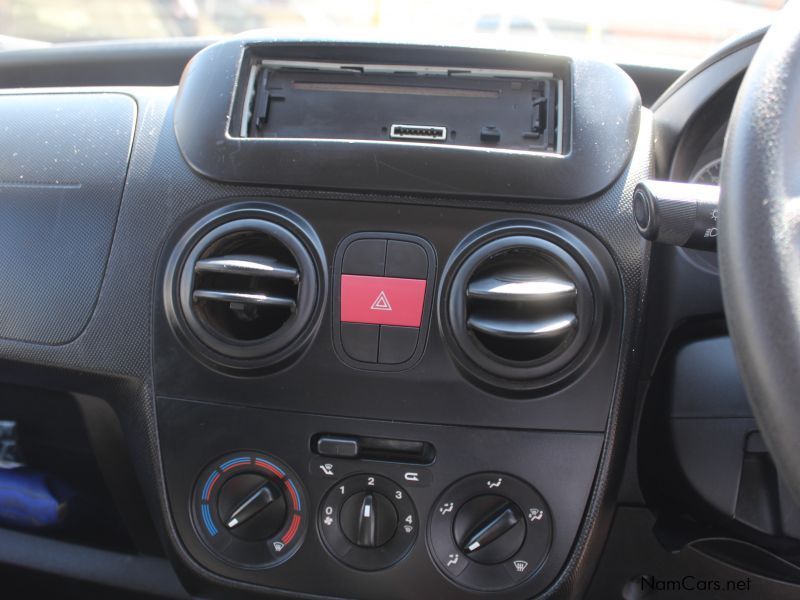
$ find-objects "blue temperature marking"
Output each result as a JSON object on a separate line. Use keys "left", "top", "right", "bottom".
{"left": 201, "top": 503, "right": 217, "bottom": 536}
{"left": 287, "top": 478, "right": 301, "bottom": 511}
{"left": 219, "top": 457, "right": 250, "bottom": 471}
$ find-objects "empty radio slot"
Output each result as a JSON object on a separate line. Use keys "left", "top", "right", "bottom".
{"left": 239, "top": 58, "right": 564, "bottom": 153}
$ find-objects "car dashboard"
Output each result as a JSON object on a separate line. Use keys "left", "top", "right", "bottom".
{"left": 1, "top": 27, "right": 797, "bottom": 600}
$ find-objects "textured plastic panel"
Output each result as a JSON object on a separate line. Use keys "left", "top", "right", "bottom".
{"left": 174, "top": 40, "right": 641, "bottom": 201}
{"left": 0, "top": 84, "right": 653, "bottom": 600}
{"left": 670, "top": 337, "right": 751, "bottom": 418}
{"left": 0, "top": 92, "right": 135, "bottom": 344}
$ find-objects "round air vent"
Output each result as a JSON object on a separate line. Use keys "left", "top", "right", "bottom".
{"left": 441, "top": 222, "right": 604, "bottom": 392}
{"left": 165, "top": 203, "right": 325, "bottom": 371}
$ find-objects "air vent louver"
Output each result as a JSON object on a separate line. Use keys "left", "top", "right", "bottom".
{"left": 465, "top": 251, "right": 579, "bottom": 362}
{"left": 167, "top": 205, "right": 324, "bottom": 371}
{"left": 192, "top": 245, "right": 300, "bottom": 341}
{"left": 442, "top": 226, "right": 598, "bottom": 391}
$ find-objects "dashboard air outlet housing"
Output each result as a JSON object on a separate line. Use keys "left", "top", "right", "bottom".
{"left": 165, "top": 203, "right": 325, "bottom": 372}
{"left": 441, "top": 222, "right": 602, "bottom": 393}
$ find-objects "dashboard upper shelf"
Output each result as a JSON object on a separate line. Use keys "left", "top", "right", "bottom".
{"left": 174, "top": 39, "right": 641, "bottom": 201}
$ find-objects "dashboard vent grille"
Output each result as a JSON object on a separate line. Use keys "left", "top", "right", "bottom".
{"left": 191, "top": 236, "right": 301, "bottom": 342}
{"left": 466, "top": 251, "right": 579, "bottom": 362}
{"left": 170, "top": 208, "right": 323, "bottom": 370}
{"left": 442, "top": 229, "right": 596, "bottom": 391}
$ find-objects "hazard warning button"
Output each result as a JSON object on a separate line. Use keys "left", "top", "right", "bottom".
{"left": 340, "top": 275, "right": 426, "bottom": 327}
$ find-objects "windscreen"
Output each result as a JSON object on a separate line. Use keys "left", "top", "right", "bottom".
{"left": 0, "top": 0, "right": 786, "bottom": 68}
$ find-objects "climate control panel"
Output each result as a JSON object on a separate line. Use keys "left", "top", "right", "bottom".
{"left": 164, "top": 398, "right": 602, "bottom": 599}
{"left": 191, "top": 456, "right": 550, "bottom": 591}
{"left": 192, "top": 452, "right": 308, "bottom": 568}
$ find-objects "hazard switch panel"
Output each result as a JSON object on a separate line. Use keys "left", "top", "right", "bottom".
{"left": 333, "top": 233, "right": 436, "bottom": 370}
{"left": 340, "top": 275, "right": 426, "bottom": 327}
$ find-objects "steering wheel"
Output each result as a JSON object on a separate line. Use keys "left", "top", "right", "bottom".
{"left": 719, "top": 1, "right": 800, "bottom": 502}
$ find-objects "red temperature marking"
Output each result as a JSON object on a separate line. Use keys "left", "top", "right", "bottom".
{"left": 282, "top": 514, "right": 301, "bottom": 544}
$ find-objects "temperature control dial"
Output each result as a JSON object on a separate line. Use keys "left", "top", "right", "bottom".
{"left": 428, "top": 472, "right": 551, "bottom": 591}
{"left": 319, "top": 473, "right": 417, "bottom": 571}
{"left": 192, "top": 452, "right": 307, "bottom": 568}
{"left": 218, "top": 473, "right": 286, "bottom": 540}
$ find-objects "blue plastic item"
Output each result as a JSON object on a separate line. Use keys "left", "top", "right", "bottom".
{"left": 0, "top": 467, "right": 74, "bottom": 530}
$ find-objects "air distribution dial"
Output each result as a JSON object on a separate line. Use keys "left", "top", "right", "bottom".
{"left": 192, "top": 452, "right": 307, "bottom": 568}
{"left": 319, "top": 473, "right": 417, "bottom": 570}
{"left": 454, "top": 495, "right": 526, "bottom": 564}
{"left": 428, "top": 472, "right": 552, "bottom": 591}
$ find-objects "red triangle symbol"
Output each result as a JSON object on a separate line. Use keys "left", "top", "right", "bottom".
{"left": 370, "top": 291, "right": 392, "bottom": 311}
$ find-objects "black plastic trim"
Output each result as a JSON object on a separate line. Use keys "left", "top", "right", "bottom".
{"left": 163, "top": 201, "right": 327, "bottom": 373}
{"left": 0, "top": 37, "right": 213, "bottom": 88}
{"left": 651, "top": 27, "right": 767, "bottom": 112}
{"left": 651, "top": 27, "right": 764, "bottom": 179}
{"left": 438, "top": 220, "right": 610, "bottom": 395}
{"left": 332, "top": 232, "right": 437, "bottom": 372}
{"left": 173, "top": 39, "right": 640, "bottom": 200}
{"left": 0, "top": 528, "right": 187, "bottom": 599}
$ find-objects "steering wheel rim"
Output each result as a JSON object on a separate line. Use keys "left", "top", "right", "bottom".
{"left": 719, "top": 1, "right": 800, "bottom": 501}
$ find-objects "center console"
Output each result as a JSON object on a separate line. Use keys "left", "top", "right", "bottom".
{"left": 152, "top": 37, "right": 647, "bottom": 599}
